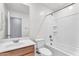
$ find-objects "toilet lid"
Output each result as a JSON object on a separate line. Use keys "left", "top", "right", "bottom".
{"left": 39, "top": 48, "right": 52, "bottom": 56}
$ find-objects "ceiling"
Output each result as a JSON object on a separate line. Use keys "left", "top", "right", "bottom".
{"left": 39, "top": 3, "right": 72, "bottom": 12}
{"left": 5, "top": 3, "right": 72, "bottom": 14}
{"left": 5, "top": 3, "right": 29, "bottom": 14}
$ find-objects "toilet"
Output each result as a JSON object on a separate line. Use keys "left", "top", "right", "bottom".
{"left": 35, "top": 38, "right": 52, "bottom": 56}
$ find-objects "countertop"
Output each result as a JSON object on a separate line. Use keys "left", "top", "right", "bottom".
{"left": 0, "top": 37, "right": 36, "bottom": 53}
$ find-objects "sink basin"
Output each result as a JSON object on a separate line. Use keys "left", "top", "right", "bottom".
{"left": 1, "top": 42, "right": 13, "bottom": 47}
{"left": 0, "top": 40, "right": 26, "bottom": 48}
{"left": 5, "top": 42, "right": 25, "bottom": 48}
{"left": 0, "top": 39, "right": 35, "bottom": 53}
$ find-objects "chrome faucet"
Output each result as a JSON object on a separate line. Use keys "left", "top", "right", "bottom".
{"left": 12, "top": 39, "right": 20, "bottom": 43}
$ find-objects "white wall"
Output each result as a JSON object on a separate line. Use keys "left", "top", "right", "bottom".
{"left": 38, "top": 15, "right": 56, "bottom": 45}
{"left": 0, "top": 3, "right": 6, "bottom": 39}
{"left": 53, "top": 4, "right": 79, "bottom": 55}
{"left": 9, "top": 10, "right": 30, "bottom": 37}
{"left": 0, "top": 3, "right": 30, "bottom": 39}
{"left": 29, "top": 3, "right": 52, "bottom": 40}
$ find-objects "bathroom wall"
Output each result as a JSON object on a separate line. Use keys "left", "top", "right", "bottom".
{"left": 0, "top": 3, "right": 6, "bottom": 39}
{"left": 53, "top": 4, "right": 79, "bottom": 55}
{"left": 0, "top": 3, "right": 30, "bottom": 39}
{"left": 37, "top": 15, "right": 56, "bottom": 45}
{"left": 8, "top": 10, "right": 30, "bottom": 37}
{"left": 29, "top": 3, "right": 52, "bottom": 40}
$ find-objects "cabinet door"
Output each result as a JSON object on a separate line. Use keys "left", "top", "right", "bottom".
{"left": 0, "top": 45, "right": 34, "bottom": 56}
{"left": 24, "top": 52, "right": 35, "bottom": 56}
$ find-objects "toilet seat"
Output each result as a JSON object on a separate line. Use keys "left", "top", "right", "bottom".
{"left": 39, "top": 47, "right": 52, "bottom": 56}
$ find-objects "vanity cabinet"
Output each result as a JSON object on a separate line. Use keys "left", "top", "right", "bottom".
{"left": 0, "top": 45, "right": 35, "bottom": 56}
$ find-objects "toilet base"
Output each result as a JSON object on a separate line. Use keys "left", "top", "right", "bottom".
{"left": 36, "top": 51, "right": 41, "bottom": 54}
{"left": 37, "top": 47, "right": 52, "bottom": 56}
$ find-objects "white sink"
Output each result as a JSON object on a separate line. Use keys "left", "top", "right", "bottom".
{"left": 0, "top": 39, "right": 36, "bottom": 53}
{"left": 1, "top": 39, "right": 27, "bottom": 47}
{"left": 1, "top": 42, "right": 13, "bottom": 47}
{"left": 5, "top": 42, "right": 25, "bottom": 48}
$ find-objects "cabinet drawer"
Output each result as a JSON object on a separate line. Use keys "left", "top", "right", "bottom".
{"left": 0, "top": 45, "right": 34, "bottom": 56}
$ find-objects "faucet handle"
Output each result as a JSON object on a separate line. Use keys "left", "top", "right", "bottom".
{"left": 49, "top": 35, "right": 52, "bottom": 38}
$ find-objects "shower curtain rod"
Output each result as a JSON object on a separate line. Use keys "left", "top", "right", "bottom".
{"left": 47, "top": 3, "right": 75, "bottom": 16}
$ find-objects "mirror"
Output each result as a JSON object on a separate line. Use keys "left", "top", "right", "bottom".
{"left": 0, "top": 12, "right": 3, "bottom": 31}
{"left": 4, "top": 3, "right": 30, "bottom": 39}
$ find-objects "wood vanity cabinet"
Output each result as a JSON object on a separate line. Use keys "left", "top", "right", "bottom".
{"left": 0, "top": 45, "right": 35, "bottom": 56}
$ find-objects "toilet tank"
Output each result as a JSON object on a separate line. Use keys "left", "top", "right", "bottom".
{"left": 35, "top": 39, "right": 45, "bottom": 48}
